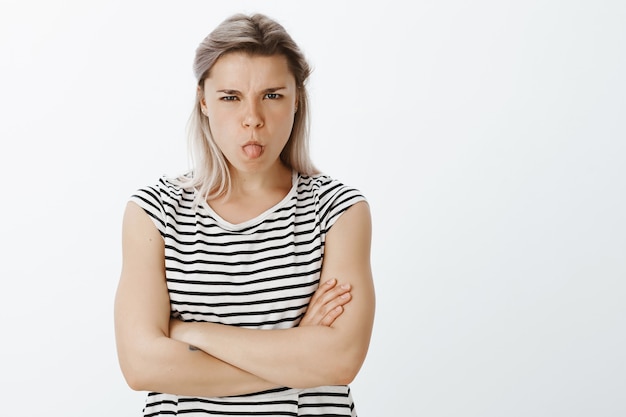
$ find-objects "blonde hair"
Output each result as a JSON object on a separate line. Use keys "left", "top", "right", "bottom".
{"left": 179, "top": 13, "right": 319, "bottom": 203}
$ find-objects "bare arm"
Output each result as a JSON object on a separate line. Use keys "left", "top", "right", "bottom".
{"left": 169, "top": 201, "right": 375, "bottom": 388}
{"left": 114, "top": 201, "right": 278, "bottom": 397}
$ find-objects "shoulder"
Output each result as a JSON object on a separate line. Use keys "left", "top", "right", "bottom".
{"left": 131, "top": 175, "right": 194, "bottom": 209}
{"left": 298, "top": 173, "right": 368, "bottom": 232}
{"left": 128, "top": 175, "right": 196, "bottom": 235}
{"left": 298, "top": 173, "right": 366, "bottom": 201}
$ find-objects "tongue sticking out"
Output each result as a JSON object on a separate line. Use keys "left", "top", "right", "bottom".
{"left": 243, "top": 144, "right": 263, "bottom": 159}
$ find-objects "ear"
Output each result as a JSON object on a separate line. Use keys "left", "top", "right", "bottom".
{"left": 197, "top": 86, "right": 207, "bottom": 112}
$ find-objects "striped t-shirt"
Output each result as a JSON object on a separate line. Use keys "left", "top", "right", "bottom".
{"left": 130, "top": 172, "right": 366, "bottom": 417}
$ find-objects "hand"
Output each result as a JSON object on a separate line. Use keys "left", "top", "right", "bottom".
{"left": 299, "top": 278, "right": 352, "bottom": 327}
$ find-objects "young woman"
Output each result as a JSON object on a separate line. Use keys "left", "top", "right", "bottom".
{"left": 114, "top": 13, "right": 375, "bottom": 416}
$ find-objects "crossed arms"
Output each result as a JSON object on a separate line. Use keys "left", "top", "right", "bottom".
{"left": 114, "top": 200, "right": 375, "bottom": 397}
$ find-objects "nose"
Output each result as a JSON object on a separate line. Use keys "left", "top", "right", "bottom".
{"left": 242, "top": 100, "right": 264, "bottom": 128}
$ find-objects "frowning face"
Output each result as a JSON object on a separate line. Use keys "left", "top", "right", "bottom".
{"left": 200, "top": 52, "right": 299, "bottom": 175}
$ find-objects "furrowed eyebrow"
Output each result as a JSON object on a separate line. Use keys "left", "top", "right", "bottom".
{"left": 216, "top": 89, "right": 241, "bottom": 95}
{"left": 263, "top": 87, "right": 286, "bottom": 93}
{"left": 215, "top": 87, "right": 287, "bottom": 94}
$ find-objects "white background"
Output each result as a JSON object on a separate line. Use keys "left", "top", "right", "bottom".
{"left": 1, "top": 0, "right": 625, "bottom": 416}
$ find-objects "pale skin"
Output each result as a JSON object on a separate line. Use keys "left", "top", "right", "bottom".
{"left": 114, "top": 52, "right": 375, "bottom": 396}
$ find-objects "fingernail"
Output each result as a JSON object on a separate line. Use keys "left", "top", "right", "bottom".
{"left": 341, "top": 293, "right": 350, "bottom": 299}
{"left": 341, "top": 284, "right": 350, "bottom": 290}
{"left": 326, "top": 278, "right": 336, "bottom": 285}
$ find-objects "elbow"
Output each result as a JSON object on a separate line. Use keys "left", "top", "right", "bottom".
{"left": 292, "top": 351, "right": 363, "bottom": 388}
{"left": 331, "top": 359, "right": 362, "bottom": 385}
{"left": 294, "top": 361, "right": 359, "bottom": 389}
{"left": 315, "top": 331, "right": 370, "bottom": 386}
{"left": 336, "top": 336, "right": 372, "bottom": 385}
{"left": 116, "top": 334, "right": 169, "bottom": 392}
{"left": 119, "top": 358, "right": 149, "bottom": 391}
{"left": 325, "top": 346, "right": 367, "bottom": 386}
{"left": 117, "top": 343, "right": 161, "bottom": 392}
{"left": 124, "top": 372, "right": 145, "bottom": 392}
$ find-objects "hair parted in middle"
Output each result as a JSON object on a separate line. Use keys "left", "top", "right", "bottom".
{"left": 179, "top": 13, "right": 319, "bottom": 203}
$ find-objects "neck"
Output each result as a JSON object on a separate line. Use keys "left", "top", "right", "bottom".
{"left": 227, "top": 162, "right": 292, "bottom": 197}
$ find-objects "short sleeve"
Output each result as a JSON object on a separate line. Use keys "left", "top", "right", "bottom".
{"left": 317, "top": 178, "right": 367, "bottom": 234}
{"left": 129, "top": 179, "right": 168, "bottom": 237}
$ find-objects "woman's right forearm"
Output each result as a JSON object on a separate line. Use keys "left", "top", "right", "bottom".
{"left": 120, "top": 334, "right": 278, "bottom": 398}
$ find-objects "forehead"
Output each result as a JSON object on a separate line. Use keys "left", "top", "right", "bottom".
{"left": 206, "top": 52, "right": 295, "bottom": 87}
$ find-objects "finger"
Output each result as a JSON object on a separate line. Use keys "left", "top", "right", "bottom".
{"left": 327, "top": 291, "right": 352, "bottom": 312}
{"left": 315, "top": 283, "right": 351, "bottom": 309}
{"left": 300, "top": 280, "right": 351, "bottom": 327}
{"left": 317, "top": 291, "right": 352, "bottom": 326}
{"left": 310, "top": 284, "right": 351, "bottom": 321}
{"left": 320, "top": 305, "right": 343, "bottom": 326}
{"left": 309, "top": 278, "right": 337, "bottom": 306}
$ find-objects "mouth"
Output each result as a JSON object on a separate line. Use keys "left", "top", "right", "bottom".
{"left": 242, "top": 141, "right": 264, "bottom": 159}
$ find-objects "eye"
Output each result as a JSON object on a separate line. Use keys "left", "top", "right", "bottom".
{"left": 220, "top": 96, "right": 238, "bottom": 101}
{"left": 264, "top": 93, "right": 282, "bottom": 100}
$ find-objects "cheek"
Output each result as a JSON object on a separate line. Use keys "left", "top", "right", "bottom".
{"left": 280, "top": 113, "right": 297, "bottom": 137}
{"left": 207, "top": 109, "right": 235, "bottom": 136}
{"left": 206, "top": 124, "right": 232, "bottom": 154}
{"left": 270, "top": 107, "right": 295, "bottom": 129}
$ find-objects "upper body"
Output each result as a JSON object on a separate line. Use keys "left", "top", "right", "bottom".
{"left": 113, "top": 12, "right": 375, "bottom": 414}
{"left": 124, "top": 172, "right": 371, "bottom": 414}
